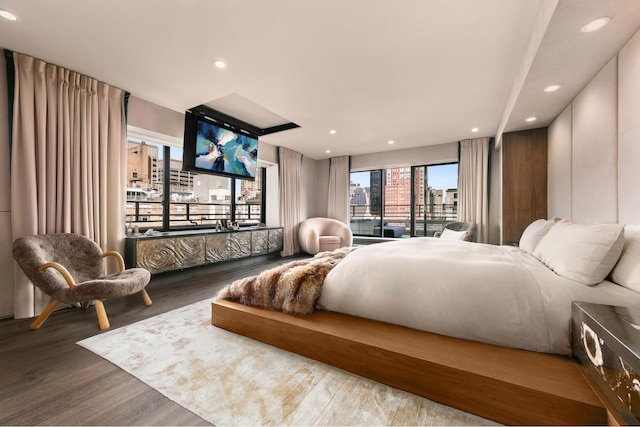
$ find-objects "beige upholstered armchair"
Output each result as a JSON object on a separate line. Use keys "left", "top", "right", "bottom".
{"left": 433, "top": 221, "right": 477, "bottom": 242}
{"left": 298, "top": 217, "right": 353, "bottom": 255}
{"left": 12, "top": 233, "right": 152, "bottom": 330}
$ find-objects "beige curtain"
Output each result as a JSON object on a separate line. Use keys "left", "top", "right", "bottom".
{"left": 278, "top": 146, "right": 303, "bottom": 256}
{"left": 327, "top": 156, "right": 350, "bottom": 224}
{"left": 458, "top": 137, "right": 490, "bottom": 243}
{"left": 10, "top": 52, "right": 127, "bottom": 318}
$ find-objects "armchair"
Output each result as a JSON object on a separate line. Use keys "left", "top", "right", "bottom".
{"left": 298, "top": 217, "right": 353, "bottom": 255}
{"left": 12, "top": 233, "right": 152, "bottom": 330}
{"left": 434, "top": 221, "right": 477, "bottom": 242}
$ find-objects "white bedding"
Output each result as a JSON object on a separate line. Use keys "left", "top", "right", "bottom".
{"left": 316, "top": 238, "right": 640, "bottom": 355}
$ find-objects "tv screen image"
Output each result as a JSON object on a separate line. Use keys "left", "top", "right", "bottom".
{"left": 183, "top": 112, "right": 259, "bottom": 180}
{"left": 194, "top": 120, "right": 258, "bottom": 178}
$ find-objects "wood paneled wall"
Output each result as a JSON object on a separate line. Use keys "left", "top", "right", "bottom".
{"left": 502, "top": 127, "right": 548, "bottom": 245}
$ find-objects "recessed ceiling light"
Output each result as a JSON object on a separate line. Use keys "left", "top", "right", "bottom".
{"left": 544, "top": 84, "right": 561, "bottom": 92}
{"left": 581, "top": 17, "right": 610, "bottom": 33}
{"left": 525, "top": 117, "right": 537, "bottom": 122}
{"left": 325, "top": 150, "right": 331, "bottom": 154}
{"left": 0, "top": 9, "right": 19, "bottom": 21}
{"left": 387, "top": 140, "right": 395, "bottom": 145}
{"left": 471, "top": 127, "right": 479, "bottom": 133}
{"left": 213, "top": 60, "right": 227, "bottom": 69}
{"left": 329, "top": 129, "right": 336, "bottom": 134}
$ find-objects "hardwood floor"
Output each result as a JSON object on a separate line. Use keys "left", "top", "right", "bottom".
{"left": 0, "top": 254, "right": 303, "bottom": 426}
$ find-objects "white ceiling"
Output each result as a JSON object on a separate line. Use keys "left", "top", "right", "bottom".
{"left": 1, "top": 0, "right": 640, "bottom": 160}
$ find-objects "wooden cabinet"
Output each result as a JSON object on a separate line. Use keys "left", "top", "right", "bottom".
{"left": 502, "top": 128, "right": 548, "bottom": 245}
{"left": 124, "top": 227, "right": 283, "bottom": 274}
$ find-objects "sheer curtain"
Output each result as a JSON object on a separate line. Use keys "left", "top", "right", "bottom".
{"left": 10, "top": 52, "right": 128, "bottom": 318}
{"left": 278, "top": 146, "right": 303, "bottom": 256}
{"left": 327, "top": 156, "right": 350, "bottom": 224}
{"left": 458, "top": 137, "right": 490, "bottom": 243}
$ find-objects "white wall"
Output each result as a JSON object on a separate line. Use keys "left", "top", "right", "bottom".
{"left": 301, "top": 157, "right": 318, "bottom": 220}
{"left": 571, "top": 57, "right": 618, "bottom": 223}
{"left": 548, "top": 26, "right": 640, "bottom": 225}
{"left": 547, "top": 104, "right": 572, "bottom": 219}
{"left": 258, "top": 140, "right": 278, "bottom": 165}
{"left": 350, "top": 142, "right": 458, "bottom": 171}
{"left": 128, "top": 96, "right": 185, "bottom": 141}
{"left": 0, "top": 49, "right": 14, "bottom": 318}
{"left": 305, "top": 158, "right": 329, "bottom": 219}
{"left": 618, "top": 28, "right": 640, "bottom": 225}
{"left": 265, "top": 163, "right": 279, "bottom": 227}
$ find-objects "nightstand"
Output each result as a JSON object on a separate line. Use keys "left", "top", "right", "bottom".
{"left": 572, "top": 302, "right": 640, "bottom": 425}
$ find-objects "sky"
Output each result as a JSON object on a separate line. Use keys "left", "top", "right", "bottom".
{"left": 351, "top": 164, "right": 459, "bottom": 192}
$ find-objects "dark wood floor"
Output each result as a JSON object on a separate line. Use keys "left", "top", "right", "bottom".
{"left": 0, "top": 254, "right": 303, "bottom": 426}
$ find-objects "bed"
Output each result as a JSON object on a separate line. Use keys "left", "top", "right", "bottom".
{"left": 212, "top": 220, "right": 640, "bottom": 425}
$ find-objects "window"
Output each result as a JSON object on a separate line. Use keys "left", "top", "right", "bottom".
{"left": 234, "top": 174, "right": 264, "bottom": 224}
{"left": 383, "top": 167, "right": 412, "bottom": 236}
{"left": 349, "top": 163, "right": 458, "bottom": 238}
{"left": 126, "top": 138, "right": 266, "bottom": 232}
{"left": 125, "top": 140, "right": 164, "bottom": 229}
{"left": 412, "top": 163, "right": 459, "bottom": 236}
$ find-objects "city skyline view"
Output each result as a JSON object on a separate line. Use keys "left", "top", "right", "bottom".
{"left": 349, "top": 163, "right": 459, "bottom": 238}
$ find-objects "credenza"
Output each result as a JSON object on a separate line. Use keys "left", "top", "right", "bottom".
{"left": 124, "top": 227, "right": 283, "bottom": 274}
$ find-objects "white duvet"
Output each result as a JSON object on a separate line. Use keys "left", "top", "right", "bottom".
{"left": 317, "top": 238, "right": 640, "bottom": 355}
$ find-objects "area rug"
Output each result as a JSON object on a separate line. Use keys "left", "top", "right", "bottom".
{"left": 78, "top": 299, "right": 498, "bottom": 426}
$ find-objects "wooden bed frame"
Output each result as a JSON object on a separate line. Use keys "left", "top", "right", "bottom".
{"left": 212, "top": 299, "right": 607, "bottom": 425}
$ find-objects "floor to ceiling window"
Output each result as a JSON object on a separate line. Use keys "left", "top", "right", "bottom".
{"left": 125, "top": 138, "right": 265, "bottom": 232}
{"left": 411, "top": 163, "right": 459, "bottom": 236}
{"left": 349, "top": 163, "right": 458, "bottom": 238}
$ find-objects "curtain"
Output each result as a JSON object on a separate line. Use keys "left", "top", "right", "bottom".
{"left": 10, "top": 52, "right": 128, "bottom": 318}
{"left": 278, "top": 146, "right": 303, "bottom": 256}
{"left": 327, "top": 156, "right": 350, "bottom": 224}
{"left": 458, "top": 137, "right": 490, "bottom": 243}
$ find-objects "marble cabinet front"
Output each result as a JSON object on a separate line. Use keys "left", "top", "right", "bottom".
{"left": 128, "top": 227, "right": 283, "bottom": 274}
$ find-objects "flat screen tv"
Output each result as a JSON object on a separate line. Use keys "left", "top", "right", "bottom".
{"left": 182, "top": 111, "right": 259, "bottom": 180}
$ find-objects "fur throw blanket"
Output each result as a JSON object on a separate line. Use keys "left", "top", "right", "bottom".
{"left": 216, "top": 246, "right": 356, "bottom": 315}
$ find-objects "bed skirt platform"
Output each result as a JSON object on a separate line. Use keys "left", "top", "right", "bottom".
{"left": 211, "top": 299, "right": 605, "bottom": 425}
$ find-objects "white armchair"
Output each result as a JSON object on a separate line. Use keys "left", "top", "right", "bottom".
{"left": 433, "top": 221, "right": 477, "bottom": 242}
{"left": 298, "top": 217, "right": 353, "bottom": 255}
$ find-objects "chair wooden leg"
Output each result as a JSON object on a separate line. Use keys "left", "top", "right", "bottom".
{"left": 30, "top": 299, "right": 60, "bottom": 330}
{"left": 93, "top": 299, "right": 110, "bottom": 330}
{"left": 141, "top": 289, "right": 152, "bottom": 306}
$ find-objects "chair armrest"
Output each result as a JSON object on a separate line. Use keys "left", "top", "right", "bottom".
{"left": 38, "top": 262, "right": 77, "bottom": 289}
{"left": 102, "top": 251, "right": 125, "bottom": 272}
{"left": 338, "top": 226, "right": 353, "bottom": 247}
{"left": 298, "top": 222, "right": 320, "bottom": 254}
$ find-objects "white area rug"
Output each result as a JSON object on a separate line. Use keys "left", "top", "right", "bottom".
{"left": 78, "top": 299, "right": 498, "bottom": 426}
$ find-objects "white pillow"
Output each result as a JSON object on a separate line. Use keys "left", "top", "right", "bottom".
{"left": 611, "top": 225, "right": 640, "bottom": 292}
{"left": 519, "top": 218, "right": 559, "bottom": 254}
{"left": 533, "top": 220, "right": 625, "bottom": 286}
{"left": 440, "top": 228, "right": 469, "bottom": 241}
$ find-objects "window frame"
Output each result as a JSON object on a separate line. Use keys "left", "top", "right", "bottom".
{"left": 349, "top": 162, "right": 458, "bottom": 238}
{"left": 126, "top": 130, "right": 266, "bottom": 233}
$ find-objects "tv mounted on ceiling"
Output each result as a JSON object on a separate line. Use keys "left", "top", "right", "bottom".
{"left": 182, "top": 111, "right": 259, "bottom": 180}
